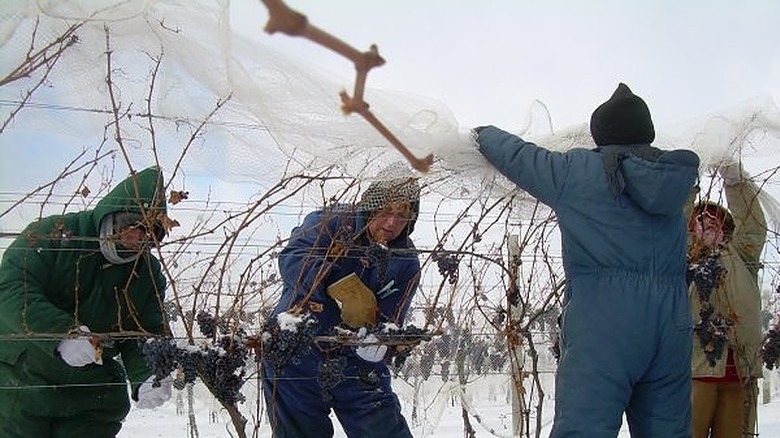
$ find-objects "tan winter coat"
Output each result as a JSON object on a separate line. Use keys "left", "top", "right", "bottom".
{"left": 689, "top": 179, "right": 766, "bottom": 380}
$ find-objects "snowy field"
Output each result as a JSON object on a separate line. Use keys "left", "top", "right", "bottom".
{"left": 120, "top": 370, "right": 780, "bottom": 437}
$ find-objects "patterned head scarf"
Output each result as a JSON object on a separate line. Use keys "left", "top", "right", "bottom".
{"left": 359, "top": 163, "right": 421, "bottom": 236}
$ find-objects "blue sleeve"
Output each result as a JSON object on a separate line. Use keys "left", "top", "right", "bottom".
{"left": 477, "top": 125, "right": 571, "bottom": 208}
{"left": 278, "top": 210, "right": 344, "bottom": 308}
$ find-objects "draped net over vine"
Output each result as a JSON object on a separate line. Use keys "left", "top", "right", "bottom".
{"left": 2, "top": 0, "right": 780, "bottom": 206}
{"left": 2, "top": 1, "right": 780, "bottom": 436}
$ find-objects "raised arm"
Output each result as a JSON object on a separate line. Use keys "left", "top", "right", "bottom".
{"left": 721, "top": 163, "right": 767, "bottom": 266}
{"left": 475, "top": 126, "right": 571, "bottom": 208}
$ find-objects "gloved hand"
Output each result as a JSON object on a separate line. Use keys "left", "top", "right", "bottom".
{"left": 327, "top": 273, "right": 378, "bottom": 328}
{"left": 56, "top": 325, "right": 102, "bottom": 367}
{"left": 136, "top": 375, "right": 172, "bottom": 409}
{"left": 355, "top": 328, "right": 388, "bottom": 363}
{"left": 718, "top": 161, "right": 747, "bottom": 186}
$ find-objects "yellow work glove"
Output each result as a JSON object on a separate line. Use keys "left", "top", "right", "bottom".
{"left": 327, "top": 273, "right": 378, "bottom": 328}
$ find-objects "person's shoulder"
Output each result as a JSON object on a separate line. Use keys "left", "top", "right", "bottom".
{"left": 562, "top": 147, "right": 602, "bottom": 163}
{"left": 565, "top": 147, "right": 597, "bottom": 156}
{"left": 307, "top": 204, "right": 357, "bottom": 224}
{"left": 23, "top": 210, "right": 85, "bottom": 232}
{"left": 297, "top": 204, "right": 360, "bottom": 237}
{"left": 657, "top": 149, "right": 700, "bottom": 167}
{"left": 145, "top": 252, "right": 165, "bottom": 272}
{"left": 568, "top": 147, "right": 596, "bottom": 154}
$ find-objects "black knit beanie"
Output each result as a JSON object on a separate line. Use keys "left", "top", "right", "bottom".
{"left": 590, "top": 83, "right": 655, "bottom": 146}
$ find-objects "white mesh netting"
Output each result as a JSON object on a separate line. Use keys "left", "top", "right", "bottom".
{"left": 2, "top": 0, "right": 780, "bottom": 207}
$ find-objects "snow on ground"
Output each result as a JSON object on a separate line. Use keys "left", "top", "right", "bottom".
{"left": 119, "top": 397, "right": 780, "bottom": 437}
{"left": 120, "top": 372, "right": 780, "bottom": 437}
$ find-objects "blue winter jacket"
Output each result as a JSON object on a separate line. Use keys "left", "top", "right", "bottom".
{"left": 263, "top": 204, "right": 419, "bottom": 437}
{"left": 477, "top": 125, "right": 700, "bottom": 436}
{"left": 272, "top": 204, "right": 420, "bottom": 335}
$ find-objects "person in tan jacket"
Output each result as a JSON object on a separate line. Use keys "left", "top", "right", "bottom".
{"left": 687, "top": 162, "right": 766, "bottom": 438}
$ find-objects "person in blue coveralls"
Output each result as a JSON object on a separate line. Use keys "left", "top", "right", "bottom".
{"left": 262, "top": 165, "right": 421, "bottom": 438}
{"left": 474, "top": 83, "right": 700, "bottom": 437}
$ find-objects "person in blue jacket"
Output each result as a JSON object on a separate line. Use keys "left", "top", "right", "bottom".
{"left": 262, "top": 166, "right": 421, "bottom": 438}
{"left": 474, "top": 83, "right": 700, "bottom": 437}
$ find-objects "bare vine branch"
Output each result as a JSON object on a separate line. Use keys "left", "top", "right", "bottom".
{"left": 261, "top": 0, "right": 434, "bottom": 172}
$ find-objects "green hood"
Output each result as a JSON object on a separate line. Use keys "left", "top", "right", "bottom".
{"left": 92, "top": 166, "right": 167, "bottom": 229}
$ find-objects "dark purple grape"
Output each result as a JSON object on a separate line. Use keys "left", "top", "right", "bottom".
{"left": 261, "top": 312, "right": 318, "bottom": 370}
{"left": 317, "top": 356, "right": 347, "bottom": 390}
{"left": 762, "top": 327, "right": 780, "bottom": 370}
{"left": 142, "top": 315, "right": 252, "bottom": 406}
{"left": 432, "top": 251, "right": 460, "bottom": 285}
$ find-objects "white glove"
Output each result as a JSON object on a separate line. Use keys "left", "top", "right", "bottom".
{"left": 136, "top": 375, "right": 172, "bottom": 409}
{"left": 56, "top": 325, "right": 102, "bottom": 367}
{"left": 718, "top": 161, "right": 747, "bottom": 186}
{"left": 355, "top": 328, "right": 388, "bottom": 363}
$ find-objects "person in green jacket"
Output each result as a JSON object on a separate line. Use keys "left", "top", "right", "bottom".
{"left": 0, "top": 166, "right": 173, "bottom": 438}
{"left": 687, "top": 162, "right": 766, "bottom": 438}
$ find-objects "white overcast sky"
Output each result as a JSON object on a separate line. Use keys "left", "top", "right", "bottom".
{"left": 231, "top": 0, "right": 780, "bottom": 132}
{"left": 2, "top": 0, "right": 779, "bottom": 233}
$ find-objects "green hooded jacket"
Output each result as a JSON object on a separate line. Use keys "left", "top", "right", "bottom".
{"left": 0, "top": 166, "right": 168, "bottom": 410}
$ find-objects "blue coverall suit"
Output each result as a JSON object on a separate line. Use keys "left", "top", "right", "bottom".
{"left": 262, "top": 204, "right": 419, "bottom": 438}
{"left": 477, "top": 126, "right": 699, "bottom": 437}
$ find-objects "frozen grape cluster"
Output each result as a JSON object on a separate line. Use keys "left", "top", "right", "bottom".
{"left": 762, "top": 327, "right": 780, "bottom": 370}
{"left": 142, "top": 311, "right": 251, "bottom": 406}
{"left": 694, "top": 304, "right": 734, "bottom": 367}
{"left": 202, "top": 338, "right": 249, "bottom": 404}
{"left": 317, "top": 356, "right": 347, "bottom": 392}
{"left": 196, "top": 310, "right": 219, "bottom": 338}
{"left": 432, "top": 251, "right": 460, "bottom": 285}
{"left": 261, "top": 312, "right": 318, "bottom": 370}
{"left": 374, "top": 323, "right": 434, "bottom": 371}
{"left": 688, "top": 251, "right": 732, "bottom": 366}
{"left": 142, "top": 337, "right": 183, "bottom": 387}
{"left": 688, "top": 252, "right": 725, "bottom": 302}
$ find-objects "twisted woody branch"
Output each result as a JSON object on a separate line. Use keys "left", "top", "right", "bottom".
{"left": 261, "top": 0, "right": 434, "bottom": 173}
